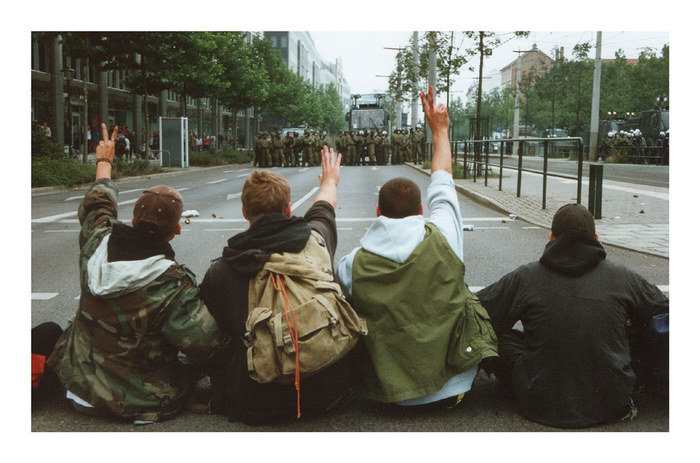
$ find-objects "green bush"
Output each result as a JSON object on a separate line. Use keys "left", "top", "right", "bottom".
{"left": 189, "top": 148, "right": 253, "bottom": 166}
{"left": 113, "top": 158, "right": 163, "bottom": 178}
{"left": 189, "top": 152, "right": 219, "bottom": 166}
{"left": 32, "top": 158, "right": 96, "bottom": 187}
{"left": 32, "top": 130, "right": 65, "bottom": 159}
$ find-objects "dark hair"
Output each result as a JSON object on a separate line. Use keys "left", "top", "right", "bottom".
{"left": 378, "top": 177, "right": 421, "bottom": 218}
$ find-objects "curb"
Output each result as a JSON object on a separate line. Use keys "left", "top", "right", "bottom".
{"left": 403, "top": 163, "right": 667, "bottom": 258}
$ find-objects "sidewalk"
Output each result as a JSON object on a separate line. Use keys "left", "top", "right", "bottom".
{"left": 407, "top": 160, "right": 669, "bottom": 258}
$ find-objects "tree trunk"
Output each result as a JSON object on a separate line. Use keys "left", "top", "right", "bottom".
{"left": 82, "top": 59, "right": 89, "bottom": 164}
{"left": 475, "top": 31, "right": 484, "bottom": 176}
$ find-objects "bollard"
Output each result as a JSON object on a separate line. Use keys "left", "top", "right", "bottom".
{"left": 588, "top": 164, "right": 603, "bottom": 219}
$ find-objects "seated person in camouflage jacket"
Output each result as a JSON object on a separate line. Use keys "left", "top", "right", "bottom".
{"left": 48, "top": 124, "right": 223, "bottom": 423}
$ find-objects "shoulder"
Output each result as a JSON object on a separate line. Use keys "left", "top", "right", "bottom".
{"left": 160, "top": 263, "right": 198, "bottom": 288}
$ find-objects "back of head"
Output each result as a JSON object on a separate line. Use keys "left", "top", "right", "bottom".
{"left": 378, "top": 178, "right": 421, "bottom": 218}
{"left": 551, "top": 203, "right": 596, "bottom": 238}
{"left": 242, "top": 170, "right": 291, "bottom": 220}
{"left": 133, "top": 185, "right": 183, "bottom": 239}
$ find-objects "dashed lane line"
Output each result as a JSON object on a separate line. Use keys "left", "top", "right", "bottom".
{"left": 207, "top": 179, "right": 228, "bottom": 184}
{"left": 32, "top": 293, "right": 58, "bottom": 300}
{"left": 291, "top": 187, "right": 320, "bottom": 212}
{"left": 227, "top": 192, "right": 242, "bottom": 200}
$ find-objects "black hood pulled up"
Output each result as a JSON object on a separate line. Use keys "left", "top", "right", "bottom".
{"left": 539, "top": 231, "right": 606, "bottom": 277}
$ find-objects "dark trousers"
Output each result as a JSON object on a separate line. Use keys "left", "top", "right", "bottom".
{"left": 32, "top": 322, "right": 64, "bottom": 400}
{"left": 490, "top": 326, "right": 668, "bottom": 396}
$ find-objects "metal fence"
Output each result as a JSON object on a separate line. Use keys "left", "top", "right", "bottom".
{"left": 425, "top": 137, "right": 586, "bottom": 211}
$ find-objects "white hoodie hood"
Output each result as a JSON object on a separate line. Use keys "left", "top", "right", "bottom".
{"left": 360, "top": 215, "right": 427, "bottom": 264}
{"left": 86, "top": 234, "right": 176, "bottom": 297}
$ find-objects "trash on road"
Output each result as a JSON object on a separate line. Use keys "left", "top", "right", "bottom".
{"left": 212, "top": 213, "right": 217, "bottom": 218}
{"left": 182, "top": 210, "right": 199, "bottom": 218}
{"left": 463, "top": 225, "right": 474, "bottom": 231}
{"left": 184, "top": 218, "right": 190, "bottom": 224}
{"left": 509, "top": 214, "right": 517, "bottom": 220}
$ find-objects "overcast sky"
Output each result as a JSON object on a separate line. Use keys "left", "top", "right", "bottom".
{"left": 309, "top": 31, "right": 670, "bottom": 98}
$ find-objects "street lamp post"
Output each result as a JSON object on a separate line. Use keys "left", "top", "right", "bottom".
{"left": 61, "top": 67, "right": 75, "bottom": 157}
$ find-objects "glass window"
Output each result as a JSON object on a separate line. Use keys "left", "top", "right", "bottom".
{"left": 280, "top": 35, "right": 287, "bottom": 48}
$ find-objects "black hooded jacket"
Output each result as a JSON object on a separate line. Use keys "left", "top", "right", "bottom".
{"left": 200, "top": 201, "right": 351, "bottom": 424}
{"left": 477, "top": 232, "right": 668, "bottom": 428}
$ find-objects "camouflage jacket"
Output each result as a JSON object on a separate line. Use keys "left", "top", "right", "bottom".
{"left": 47, "top": 179, "right": 221, "bottom": 422}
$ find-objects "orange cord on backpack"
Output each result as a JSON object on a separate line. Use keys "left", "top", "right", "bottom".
{"left": 271, "top": 273, "right": 301, "bottom": 418}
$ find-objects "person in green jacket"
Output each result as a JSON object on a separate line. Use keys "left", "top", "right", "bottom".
{"left": 336, "top": 87, "right": 497, "bottom": 407}
{"left": 47, "top": 124, "right": 223, "bottom": 423}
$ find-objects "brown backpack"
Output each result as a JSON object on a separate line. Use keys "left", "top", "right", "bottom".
{"left": 244, "top": 230, "right": 367, "bottom": 391}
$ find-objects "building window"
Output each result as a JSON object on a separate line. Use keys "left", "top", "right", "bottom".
{"left": 270, "top": 35, "right": 278, "bottom": 48}
{"left": 280, "top": 35, "right": 287, "bottom": 48}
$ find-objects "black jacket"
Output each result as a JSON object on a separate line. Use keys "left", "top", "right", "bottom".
{"left": 477, "top": 232, "right": 668, "bottom": 428}
{"left": 200, "top": 201, "right": 351, "bottom": 424}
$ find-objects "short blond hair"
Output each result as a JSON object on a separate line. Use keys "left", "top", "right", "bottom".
{"left": 241, "top": 170, "right": 291, "bottom": 220}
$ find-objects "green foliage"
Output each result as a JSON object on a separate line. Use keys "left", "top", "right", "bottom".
{"left": 112, "top": 159, "right": 162, "bottom": 178}
{"left": 32, "top": 130, "right": 65, "bottom": 159}
{"left": 32, "top": 158, "right": 96, "bottom": 187}
{"left": 463, "top": 43, "right": 670, "bottom": 139}
{"left": 189, "top": 148, "right": 253, "bottom": 166}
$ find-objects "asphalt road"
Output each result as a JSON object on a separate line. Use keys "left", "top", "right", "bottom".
{"left": 30, "top": 163, "right": 670, "bottom": 433}
{"left": 480, "top": 154, "right": 669, "bottom": 188}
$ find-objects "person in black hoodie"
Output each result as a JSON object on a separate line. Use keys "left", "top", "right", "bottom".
{"left": 200, "top": 146, "right": 347, "bottom": 425}
{"left": 476, "top": 204, "right": 668, "bottom": 428}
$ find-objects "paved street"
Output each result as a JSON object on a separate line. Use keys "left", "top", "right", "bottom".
{"left": 438, "top": 156, "right": 670, "bottom": 258}
{"left": 30, "top": 161, "right": 669, "bottom": 432}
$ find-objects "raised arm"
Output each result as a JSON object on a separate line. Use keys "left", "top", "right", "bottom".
{"left": 420, "top": 86, "right": 451, "bottom": 174}
{"left": 95, "top": 124, "right": 119, "bottom": 180}
{"left": 314, "top": 145, "right": 342, "bottom": 208}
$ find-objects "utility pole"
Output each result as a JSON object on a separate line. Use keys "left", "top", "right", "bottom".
{"left": 588, "top": 32, "right": 603, "bottom": 161}
{"left": 411, "top": 31, "right": 419, "bottom": 129}
{"left": 427, "top": 32, "right": 437, "bottom": 145}
{"left": 475, "top": 31, "right": 485, "bottom": 172}
{"left": 513, "top": 50, "right": 527, "bottom": 139}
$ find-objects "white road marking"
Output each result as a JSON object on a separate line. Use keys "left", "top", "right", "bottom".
{"left": 299, "top": 168, "right": 309, "bottom": 172}
{"left": 45, "top": 230, "right": 80, "bottom": 233}
{"left": 472, "top": 226, "right": 510, "bottom": 230}
{"left": 236, "top": 174, "right": 248, "bottom": 178}
{"left": 291, "top": 187, "right": 319, "bottom": 212}
{"left": 32, "top": 210, "right": 80, "bottom": 223}
{"left": 461, "top": 217, "right": 515, "bottom": 222}
{"left": 522, "top": 226, "right": 541, "bottom": 229}
{"left": 204, "top": 228, "right": 245, "bottom": 232}
{"left": 227, "top": 192, "right": 242, "bottom": 200}
{"left": 32, "top": 293, "right": 58, "bottom": 300}
{"left": 207, "top": 179, "right": 228, "bottom": 184}
{"left": 65, "top": 188, "right": 144, "bottom": 202}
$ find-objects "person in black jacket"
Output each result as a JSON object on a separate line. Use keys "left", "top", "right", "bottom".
{"left": 200, "top": 146, "right": 348, "bottom": 425}
{"left": 476, "top": 203, "right": 668, "bottom": 428}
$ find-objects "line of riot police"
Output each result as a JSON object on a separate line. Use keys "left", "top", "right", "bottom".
{"left": 253, "top": 125, "right": 428, "bottom": 167}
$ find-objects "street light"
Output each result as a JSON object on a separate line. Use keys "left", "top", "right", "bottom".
{"left": 61, "top": 67, "right": 75, "bottom": 155}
